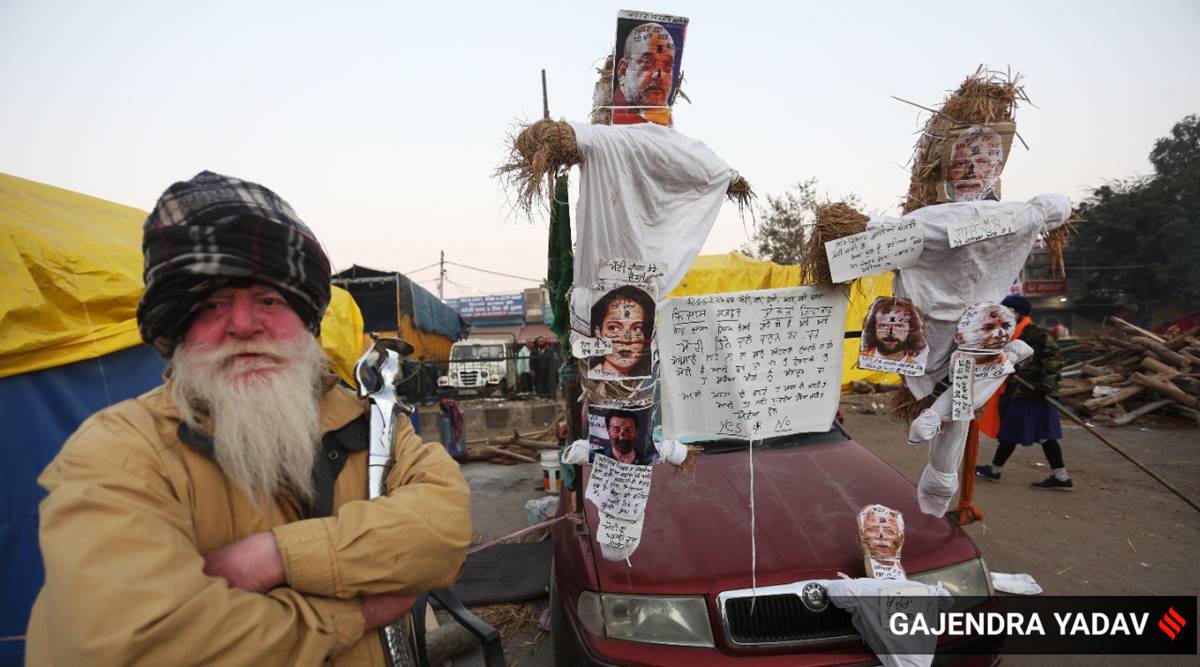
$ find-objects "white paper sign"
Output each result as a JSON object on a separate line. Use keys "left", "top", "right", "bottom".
{"left": 597, "top": 258, "right": 665, "bottom": 285}
{"left": 596, "top": 512, "right": 644, "bottom": 551}
{"left": 879, "top": 583, "right": 932, "bottom": 627}
{"left": 858, "top": 354, "right": 928, "bottom": 377}
{"left": 825, "top": 220, "right": 924, "bottom": 283}
{"left": 950, "top": 353, "right": 976, "bottom": 421}
{"left": 972, "top": 360, "right": 1008, "bottom": 380}
{"left": 585, "top": 454, "right": 653, "bottom": 521}
{"left": 658, "top": 286, "right": 848, "bottom": 439}
{"left": 571, "top": 332, "right": 613, "bottom": 358}
{"left": 947, "top": 210, "right": 1017, "bottom": 248}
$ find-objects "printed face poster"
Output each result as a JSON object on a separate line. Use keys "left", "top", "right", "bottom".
{"left": 939, "top": 122, "right": 1016, "bottom": 203}
{"left": 858, "top": 296, "right": 929, "bottom": 376}
{"left": 587, "top": 404, "right": 658, "bottom": 465}
{"left": 588, "top": 285, "right": 656, "bottom": 380}
{"left": 611, "top": 10, "right": 688, "bottom": 127}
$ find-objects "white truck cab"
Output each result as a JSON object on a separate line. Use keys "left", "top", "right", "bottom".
{"left": 438, "top": 336, "right": 516, "bottom": 396}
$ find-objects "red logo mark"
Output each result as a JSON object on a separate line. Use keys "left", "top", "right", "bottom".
{"left": 1158, "top": 607, "right": 1186, "bottom": 640}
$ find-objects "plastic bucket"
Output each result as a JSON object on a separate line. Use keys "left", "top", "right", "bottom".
{"left": 540, "top": 450, "right": 561, "bottom": 494}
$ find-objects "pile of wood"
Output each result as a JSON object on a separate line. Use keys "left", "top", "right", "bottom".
{"left": 1058, "top": 318, "right": 1200, "bottom": 426}
{"left": 462, "top": 427, "right": 560, "bottom": 464}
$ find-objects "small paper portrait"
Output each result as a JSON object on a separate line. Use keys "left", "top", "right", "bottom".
{"left": 858, "top": 296, "right": 929, "bottom": 375}
{"left": 588, "top": 285, "right": 655, "bottom": 380}
{"left": 954, "top": 302, "right": 1016, "bottom": 353}
{"left": 858, "top": 503, "right": 906, "bottom": 580}
{"left": 939, "top": 123, "right": 1016, "bottom": 203}
{"left": 858, "top": 504, "right": 905, "bottom": 560}
{"left": 588, "top": 405, "right": 658, "bottom": 466}
{"left": 610, "top": 11, "right": 688, "bottom": 127}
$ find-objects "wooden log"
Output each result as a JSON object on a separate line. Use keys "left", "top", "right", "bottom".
{"left": 1058, "top": 385, "right": 1095, "bottom": 398}
{"left": 1086, "top": 373, "right": 1126, "bottom": 386}
{"left": 1081, "top": 364, "right": 1112, "bottom": 377}
{"left": 1108, "top": 316, "right": 1166, "bottom": 343}
{"left": 1129, "top": 373, "right": 1200, "bottom": 408}
{"left": 483, "top": 445, "right": 538, "bottom": 463}
{"left": 1132, "top": 337, "right": 1200, "bottom": 368}
{"left": 1165, "top": 404, "right": 1200, "bottom": 425}
{"left": 1140, "top": 357, "right": 1181, "bottom": 378}
{"left": 1082, "top": 386, "right": 1145, "bottom": 411}
{"left": 1112, "top": 399, "right": 1176, "bottom": 426}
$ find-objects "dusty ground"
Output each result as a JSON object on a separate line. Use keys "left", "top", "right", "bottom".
{"left": 453, "top": 399, "right": 1199, "bottom": 666}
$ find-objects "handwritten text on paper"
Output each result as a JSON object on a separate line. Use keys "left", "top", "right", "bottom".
{"left": 947, "top": 210, "right": 1017, "bottom": 248}
{"left": 585, "top": 454, "right": 653, "bottom": 522}
{"left": 658, "top": 286, "right": 848, "bottom": 439}
{"left": 825, "top": 220, "right": 924, "bottom": 283}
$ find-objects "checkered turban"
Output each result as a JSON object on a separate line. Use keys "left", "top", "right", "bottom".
{"left": 138, "top": 171, "right": 331, "bottom": 356}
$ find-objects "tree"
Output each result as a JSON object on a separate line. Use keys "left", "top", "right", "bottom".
{"left": 746, "top": 178, "right": 861, "bottom": 264}
{"left": 1074, "top": 114, "right": 1200, "bottom": 321}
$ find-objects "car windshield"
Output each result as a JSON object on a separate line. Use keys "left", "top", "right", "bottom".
{"left": 451, "top": 345, "right": 505, "bottom": 361}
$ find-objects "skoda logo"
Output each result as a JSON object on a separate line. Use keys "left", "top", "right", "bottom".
{"left": 800, "top": 582, "right": 828, "bottom": 612}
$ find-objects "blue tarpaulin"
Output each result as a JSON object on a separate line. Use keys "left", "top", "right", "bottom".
{"left": 0, "top": 344, "right": 166, "bottom": 665}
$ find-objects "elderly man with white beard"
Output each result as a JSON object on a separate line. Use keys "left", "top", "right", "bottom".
{"left": 24, "top": 172, "right": 471, "bottom": 666}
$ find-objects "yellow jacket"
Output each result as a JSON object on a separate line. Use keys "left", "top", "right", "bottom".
{"left": 25, "top": 380, "right": 471, "bottom": 666}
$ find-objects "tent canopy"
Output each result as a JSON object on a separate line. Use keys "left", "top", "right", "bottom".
{"left": 0, "top": 172, "right": 367, "bottom": 384}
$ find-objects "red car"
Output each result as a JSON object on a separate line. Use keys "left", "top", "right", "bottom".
{"left": 549, "top": 423, "right": 1001, "bottom": 666}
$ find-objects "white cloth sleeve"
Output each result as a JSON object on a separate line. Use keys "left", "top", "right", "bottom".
{"left": 561, "top": 439, "right": 596, "bottom": 465}
{"left": 654, "top": 439, "right": 689, "bottom": 465}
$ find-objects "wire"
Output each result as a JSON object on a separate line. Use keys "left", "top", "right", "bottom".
{"left": 444, "top": 260, "right": 541, "bottom": 283}
{"left": 402, "top": 261, "right": 441, "bottom": 275}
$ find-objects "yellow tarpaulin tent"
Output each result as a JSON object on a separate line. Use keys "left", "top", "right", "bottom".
{"left": 668, "top": 252, "right": 899, "bottom": 390}
{"left": 0, "top": 173, "right": 365, "bottom": 384}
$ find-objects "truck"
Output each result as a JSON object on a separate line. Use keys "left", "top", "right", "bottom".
{"left": 438, "top": 335, "right": 517, "bottom": 397}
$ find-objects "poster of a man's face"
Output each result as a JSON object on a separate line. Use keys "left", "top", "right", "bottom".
{"left": 940, "top": 123, "right": 1015, "bottom": 202}
{"left": 858, "top": 297, "right": 929, "bottom": 375}
{"left": 588, "top": 405, "right": 657, "bottom": 465}
{"left": 857, "top": 503, "right": 905, "bottom": 559}
{"left": 611, "top": 11, "right": 688, "bottom": 127}
{"left": 588, "top": 285, "right": 655, "bottom": 380}
{"left": 954, "top": 302, "right": 1016, "bottom": 353}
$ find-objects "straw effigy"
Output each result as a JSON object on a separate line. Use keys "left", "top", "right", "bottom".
{"left": 496, "top": 120, "right": 755, "bottom": 218}
{"left": 590, "top": 55, "right": 614, "bottom": 126}
{"left": 884, "top": 66, "right": 1079, "bottom": 419}
{"left": 900, "top": 65, "right": 1029, "bottom": 215}
{"left": 800, "top": 202, "right": 871, "bottom": 287}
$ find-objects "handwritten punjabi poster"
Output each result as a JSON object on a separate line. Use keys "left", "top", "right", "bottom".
{"left": 658, "top": 286, "right": 848, "bottom": 439}
{"left": 825, "top": 220, "right": 923, "bottom": 284}
{"left": 585, "top": 454, "right": 654, "bottom": 521}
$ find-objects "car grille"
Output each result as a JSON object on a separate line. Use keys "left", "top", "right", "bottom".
{"left": 719, "top": 588, "right": 858, "bottom": 647}
{"left": 460, "top": 370, "right": 479, "bottom": 386}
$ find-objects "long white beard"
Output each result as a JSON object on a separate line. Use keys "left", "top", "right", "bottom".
{"left": 170, "top": 333, "right": 327, "bottom": 505}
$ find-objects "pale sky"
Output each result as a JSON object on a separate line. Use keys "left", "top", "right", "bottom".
{"left": 3, "top": 0, "right": 1197, "bottom": 299}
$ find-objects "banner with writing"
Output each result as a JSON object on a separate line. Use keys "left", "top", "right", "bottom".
{"left": 825, "top": 220, "right": 923, "bottom": 283}
{"left": 658, "top": 286, "right": 848, "bottom": 439}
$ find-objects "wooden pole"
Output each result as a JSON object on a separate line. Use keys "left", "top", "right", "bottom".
{"left": 954, "top": 420, "right": 985, "bottom": 525}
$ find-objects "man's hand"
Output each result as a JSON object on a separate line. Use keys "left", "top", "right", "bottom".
{"left": 203, "top": 531, "right": 287, "bottom": 593}
{"left": 361, "top": 592, "right": 420, "bottom": 632}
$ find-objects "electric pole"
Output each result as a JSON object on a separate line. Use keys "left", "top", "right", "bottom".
{"left": 437, "top": 250, "right": 445, "bottom": 300}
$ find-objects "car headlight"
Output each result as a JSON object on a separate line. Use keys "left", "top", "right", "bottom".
{"left": 449, "top": 371, "right": 458, "bottom": 380}
{"left": 599, "top": 593, "right": 714, "bottom": 647}
{"left": 908, "top": 557, "right": 993, "bottom": 611}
